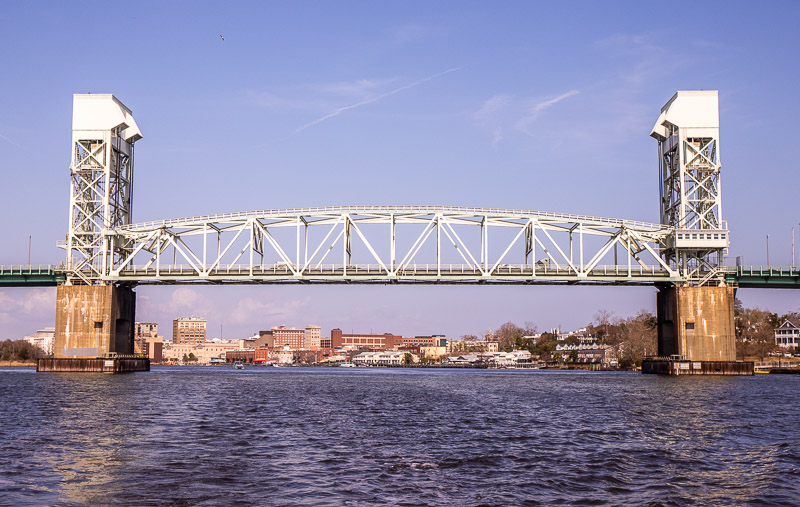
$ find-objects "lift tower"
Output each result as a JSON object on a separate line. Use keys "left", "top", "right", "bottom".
{"left": 648, "top": 91, "right": 737, "bottom": 365}
{"left": 50, "top": 95, "right": 145, "bottom": 366}
{"left": 650, "top": 90, "right": 729, "bottom": 284}
{"left": 66, "top": 94, "right": 142, "bottom": 282}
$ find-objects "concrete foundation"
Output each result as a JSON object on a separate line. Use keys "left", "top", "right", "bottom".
{"left": 642, "top": 359, "right": 753, "bottom": 375}
{"left": 656, "top": 285, "right": 737, "bottom": 362}
{"left": 648, "top": 284, "right": 751, "bottom": 375}
{"left": 54, "top": 284, "right": 136, "bottom": 359}
{"left": 38, "top": 357, "right": 150, "bottom": 373}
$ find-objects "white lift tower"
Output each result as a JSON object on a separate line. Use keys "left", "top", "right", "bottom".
{"left": 651, "top": 90, "right": 729, "bottom": 285}
{"left": 65, "top": 94, "right": 142, "bottom": 284}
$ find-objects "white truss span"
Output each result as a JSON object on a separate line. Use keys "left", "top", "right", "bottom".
{"left": 98, "top": 206, "right": 680, "bottom": 285}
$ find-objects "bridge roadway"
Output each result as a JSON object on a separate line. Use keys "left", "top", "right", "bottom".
{"left": 3, "top": 264, "right": 799, "bottom": 287}
{"left": 0, "top": 265, "right": 66, "bottom": 287}
{"left": 110, "top": 263, "right": 677, "bottom": 285}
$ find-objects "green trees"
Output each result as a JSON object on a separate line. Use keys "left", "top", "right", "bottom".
{"left": 0, "top": 340, "right": 43, "bottom": 362}
{"left": 735, "top": 302, "right": 780, "bottom": 360}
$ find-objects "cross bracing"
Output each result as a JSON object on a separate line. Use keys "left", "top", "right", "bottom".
{"left": 86, "top": 206, "right": 683, "bottom": 285}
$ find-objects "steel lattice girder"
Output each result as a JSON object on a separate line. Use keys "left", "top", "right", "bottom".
{"left": 96, "top": 206, "right": 681, "bottom": 285}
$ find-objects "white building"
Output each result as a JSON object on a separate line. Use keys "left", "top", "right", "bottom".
{"left": 774, "top": 320, "right": 800, "bottom": 349}
{"left": 23, "top": 327, "right": 55, "bottom": 356}
{"left": 353, "top": 350, "right": 418, "bottom": 366}
{"left": 488, "top": 350, "right": 532, "bottom": 366}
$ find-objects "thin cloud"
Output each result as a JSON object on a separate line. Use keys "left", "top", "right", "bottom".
{"left": 475, "top": 94, "right": 512, "bottom": 122}
{"left": 0, "top": 132, "right": 23, "bottom": 149}
{"left": 474, "top": 94, "right": 513, "bottom": 148}
{"left": 517, "top": 89, "right": 580, "bottom": 134}
{"left": 310, "top": 78, "right": 394, "bottom": 97}
{"left": 291, "top": 67, "right": 462, "bottom": 136}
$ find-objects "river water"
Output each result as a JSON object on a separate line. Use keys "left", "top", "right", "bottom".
{"left": 1, "top": 367, "right": 798, "bottom": 505}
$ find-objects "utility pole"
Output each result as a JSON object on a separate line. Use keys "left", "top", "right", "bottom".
{"left": 793, "top": 227, "right": 796, "bottom": 268}
{"left": 766, "top": 234, "right": 770, "bottom": 266}
{"left": 28, "top": 235, "right": 31, "bottom": 265}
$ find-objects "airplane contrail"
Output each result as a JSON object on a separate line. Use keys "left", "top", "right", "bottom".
{"left": 292, "top": 67, "right": 462, "bottom": 136}
{"left": 0, "top": 132, "right": 23, "bottom": 149}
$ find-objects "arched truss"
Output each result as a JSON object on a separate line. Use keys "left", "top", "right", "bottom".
{"left": 100, "top": 206, "right": 680, "bottom": 285}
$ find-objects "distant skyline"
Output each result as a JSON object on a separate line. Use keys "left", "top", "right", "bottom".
{"left": 1, "top": 1, "right": 798, "bottom": 340}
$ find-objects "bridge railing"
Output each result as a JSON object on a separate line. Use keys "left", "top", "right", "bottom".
{"left": 113, "top": 263, "right": 674, "bottom": 278}
{"left": 0, "top": 265, "right": 64, "bottom": 274}
{"left": 121, "top": 205, "right": 670, "bottom": 232}
{"left": 724, "top": 265, "right": 800, "bottom": 276}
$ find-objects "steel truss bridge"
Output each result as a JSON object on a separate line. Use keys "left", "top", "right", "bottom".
{"left": 2, "top": 92, "right": 796, "bottom": 290}
{"left": 92, "top": 205, "right": 680, "bottom": 286}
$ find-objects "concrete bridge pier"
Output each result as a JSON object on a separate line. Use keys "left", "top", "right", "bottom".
{"left": 38, "top": 284, "right": 149, "bottom": 372}
{"left": 644, "top": 285, "right": 752, "bottom": 375}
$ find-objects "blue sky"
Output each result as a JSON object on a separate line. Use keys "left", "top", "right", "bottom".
{"left": 1, "top": 1, "right": 798, "bottom": 340}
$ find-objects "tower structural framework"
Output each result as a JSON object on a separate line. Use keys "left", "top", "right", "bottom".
{"left": 48, "top": 94, "right": 147, "bottom": 371}
{"left": 650, "top": 90, "right": 728, "bottom": 285}
{"left": 647, "top": 91, "right": 746, "bottom": 372}
{"left": 66, "top": 94, "right": 142, "bottom": 284}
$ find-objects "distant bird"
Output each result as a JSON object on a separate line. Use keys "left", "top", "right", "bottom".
{"left": 219, "top": 34, "right": 224, "bottom": 41}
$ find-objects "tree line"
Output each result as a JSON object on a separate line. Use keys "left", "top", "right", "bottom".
{"left": 460, "top": 310, "right": 658, "bottom": 369}
{"left": 734, "top": 300, "right": 799, "bottom": 360}
{"left": 0, "top": 340, "right": 45, "bottom": 363}
{"left": 458, "top": 299, "right": 799, "bottom": 368}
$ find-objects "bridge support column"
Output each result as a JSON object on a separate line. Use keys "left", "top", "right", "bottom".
{"left": 656, "top": 285, "right": 736, "bottom": 361}
{"left": 40, "top": 284, "right": 148, "bottom": 372}
{"left": 646, "top": 285, "right": 751, "bottom": 374}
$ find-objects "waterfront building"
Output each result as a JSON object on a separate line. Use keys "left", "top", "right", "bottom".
{"left": 403, "top": 335, "right": 446, "bottom": 347}
{"left": 444, "top": 354, "right": 481, "bottom": 365}
{"left": 23, "top": 327, "right": 55, "bottom": 356}
{"left": 272, "top": 326, "right": 305, "bottom": 349}
{"left": 331, "top": 329, "right": 402, "bottom": 349}
{"left": 256, "top": 330, "right": 275, "bottom": 348}
{"left": 269, "top": 346, "right": 300, "bottom": 364}
{"left": 146, "top": 336, "right": 163, "bottom": 363}
{"left": 353, "top": 350, "right": 419, "bottom": 366}
{"left": 774, "top": 319, "right": 800, "bottom": 348}
{"left": 490, "top": 350, "right": 532, "bottom": 366}
{"left": 162, "top": 340, "right": 242, "bottom": 364}
{"left": 419, "top": 346, "right": 447, "bottom": 362}
{"left": 555, "top": 343, "right": 617, "bottom": 365}
{"left": 320, "top": 337, "right": 332, "bottom": 349}
{"left": 173, "top": 317, "right": 206, "bottom": 345}
{"left": 225, "top": 349, "right": 255, "bottom": 364}
{"left": 305, "top": 325, "right": 321, "bottom": 349}
{"left": 134, "top": 322, "right": 159, "bottom": 355}
{"left": 447, "top": 339, "right": 498, "bottom": 354}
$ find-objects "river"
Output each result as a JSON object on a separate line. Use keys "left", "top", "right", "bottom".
{"left": 1, "top": 367, "right": 798, "bottom": 505}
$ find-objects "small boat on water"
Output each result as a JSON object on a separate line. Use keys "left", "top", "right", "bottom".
{"left": 340, "top": 362, "right": 356, "bottom": 367}
{"left": 233, "top": 361, "right": 244, "bottom": 370}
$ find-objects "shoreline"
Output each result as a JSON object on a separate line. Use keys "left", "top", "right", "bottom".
{"left": 0, "top": 361, "right": 37, "bottom": 367}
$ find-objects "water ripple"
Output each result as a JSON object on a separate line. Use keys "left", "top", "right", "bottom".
{"left": 0, "top": 367, "right": 798, "bottom": 505}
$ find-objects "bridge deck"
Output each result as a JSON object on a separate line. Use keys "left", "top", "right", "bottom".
{"left": 109, "top": 264, "right": 679, "bottom": 285}
{"left": 0, "top": 265, "right": 66, "bottom": 287}
{"left": 725, "top": 266, "right": 800, "bottom": 288}
{"left": 3, "top": 264, "right": 797, "bottom": 288}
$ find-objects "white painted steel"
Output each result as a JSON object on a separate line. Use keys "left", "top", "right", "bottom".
{"left": 97, "top": 207, "right": 679, "bottom": 285}
{"left": 651, "top": 90, "right": 728, "bottom": 284}
{"left": 64, "top": 94, "right": 141, "bottom": 284}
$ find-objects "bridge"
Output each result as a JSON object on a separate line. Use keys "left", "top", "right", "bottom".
{"left": 5, "top": 263, "right": 798, "bottom": 288}
{"left": 3, "top": 91, "right": 797, "bottom": 372}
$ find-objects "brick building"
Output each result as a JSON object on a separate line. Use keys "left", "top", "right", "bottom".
{"left": 272, "top": 326, "right": 305, "bottom": 349}
{"left": 330, "top": 329, "right": 402, "bottom": 349}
